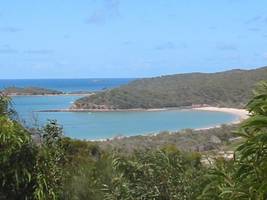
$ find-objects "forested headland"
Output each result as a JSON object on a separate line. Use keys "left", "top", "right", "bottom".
{"left": 73, "top": 66, "right": 267, "bottom": 110}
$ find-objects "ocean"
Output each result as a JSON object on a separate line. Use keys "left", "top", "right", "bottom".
{"left": 0, "top": 78, "right": 135, "bottom": 92}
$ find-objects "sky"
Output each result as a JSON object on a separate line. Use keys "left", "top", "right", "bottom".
{"left": 0, "top": 0, "right": 267, "bottom": 78}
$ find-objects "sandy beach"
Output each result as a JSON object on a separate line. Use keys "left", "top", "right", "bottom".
{"left": 192, "top": 107, "right": 249, "bottom": 130}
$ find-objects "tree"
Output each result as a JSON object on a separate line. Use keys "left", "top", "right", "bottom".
{"left": 103, "top": 148, "right": 205, "bottom": 200}
{"left": 200, "top": 81, "right": 267, "bottom": 200}
{"left": 34, "top": 120, "right": 65, "bottom": 200}
{"left": 0, "top": 92, "right": 14, "bottom": 117}
{"left": 0, "top": 92, "right": 65, "bottom": 199}
{"left": 0, "top": 93, "right": 36, "bottom": 199}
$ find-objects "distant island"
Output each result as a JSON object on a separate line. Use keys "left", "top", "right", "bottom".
{"left": 1, "top": 87, "right": 95, "bottom": 96}
{"left": 72, "top": 66, "right": 267, "bottom": 110}
{"left": 2, "top": 87, "right": 64, "bottom": 96}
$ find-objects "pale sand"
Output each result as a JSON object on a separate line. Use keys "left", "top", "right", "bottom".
{"left": 192, "top": 107, "right": 249, "bottom": 130}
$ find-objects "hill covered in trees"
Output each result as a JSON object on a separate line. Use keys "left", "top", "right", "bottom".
{"left": 73, "top": 66, "right": 267, "bottom": 109}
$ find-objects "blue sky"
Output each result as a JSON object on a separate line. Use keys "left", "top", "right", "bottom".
{"left": 0, "top": 0, "right": 267, "bottom": 78}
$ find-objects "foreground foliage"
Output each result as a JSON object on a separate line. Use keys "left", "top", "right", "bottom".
{"left": 103, "top": 149, "right": 205, "bottom": 200}
{"left": 200, "top": 82, "right": 267, "bottom": 199}
{"left": 0, "top": 92, "right": 64, "bottom": 199}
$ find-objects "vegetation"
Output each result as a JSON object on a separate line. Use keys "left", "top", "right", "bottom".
{"left": 74, "top": 66, "right": 267, "bottom": 109}
{"left": 0, "top": 92, "right": 64, "bottom": 199}
{"left": 98, "top": 124, "right": 238, "bottom": 154}
{"left": 1, "top": 82, "right": 267, "bottom": 199}
{"left": 200, "top": 81, "right": 267, "bottom": 199}
{"left": 2, "top": 87, "right": 63, "bottom": 95}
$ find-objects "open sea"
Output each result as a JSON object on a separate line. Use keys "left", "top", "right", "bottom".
{"left": 0, "top": 78, "right": 135, "bottom": 92}
{"left": 1, "top": 79, "right": 237, "bottom": 140}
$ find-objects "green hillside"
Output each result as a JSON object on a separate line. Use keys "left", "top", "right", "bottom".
{"left": 73, "top": 66, "right": 267, "bottom": 109}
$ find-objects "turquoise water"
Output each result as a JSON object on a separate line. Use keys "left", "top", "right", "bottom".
{"left": 12, "top": 96, "right": 237, "bottom": 140}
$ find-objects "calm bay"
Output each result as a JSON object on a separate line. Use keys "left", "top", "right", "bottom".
{"left": 12, "top": 95, "right": 237, "bottom": 140}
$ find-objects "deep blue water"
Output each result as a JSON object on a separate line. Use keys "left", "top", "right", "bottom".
{"left": 0, "top": 78, "right": 135, "bottom": 92}
{"left": 12, "top": 95, "right": 238, "bottom": 140}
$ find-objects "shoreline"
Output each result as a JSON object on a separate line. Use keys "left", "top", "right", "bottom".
{"left": 39, "top": 106, "right": 249, "bottom": 142}
{"left": 92, "top": 107, "right": 249, "bottom": 141}
{"left": 37, "top": 106, "right": 249, "bottom": 119}
{"left": 192, "top": 107, "right": 249, "bottom": 130}
{"left": 192, "top": 107, "right": 249, "bottom": 123}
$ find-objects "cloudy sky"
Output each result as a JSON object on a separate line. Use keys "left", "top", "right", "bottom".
{"left": 0, "top": 0, "right": 267, "bottom": 78}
